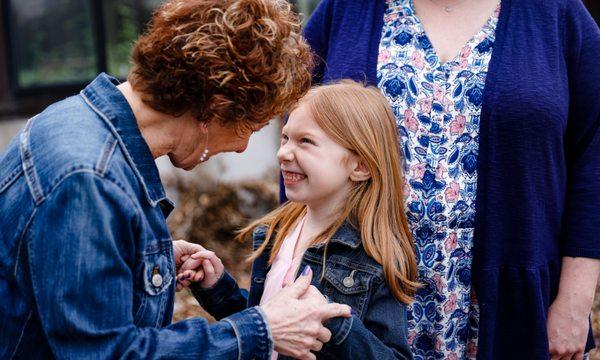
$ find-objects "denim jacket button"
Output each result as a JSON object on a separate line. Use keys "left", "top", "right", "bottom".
{"left": 152, "top": 272, "right": 163, "bottom": 288}
{"left": 343, "top": 270, "right": 356, "bottom": 288}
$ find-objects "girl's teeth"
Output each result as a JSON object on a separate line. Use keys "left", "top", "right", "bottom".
{"left": 285, "top": 172, "right": 305, "bottom": 181}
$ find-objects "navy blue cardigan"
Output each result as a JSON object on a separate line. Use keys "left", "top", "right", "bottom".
{"left": 284, "top": 0, "right": 600, "bottom": 358}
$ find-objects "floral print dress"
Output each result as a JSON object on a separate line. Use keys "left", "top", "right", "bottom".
{"left": 376, "top": 1, "right": 500, "bottom": 358}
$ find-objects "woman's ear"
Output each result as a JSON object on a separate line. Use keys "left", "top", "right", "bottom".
{"left": 198, "top": 121, "right": 209, "bottom": 135}
{"left": 350, "top": 160, "right": 371, "bottom": 182}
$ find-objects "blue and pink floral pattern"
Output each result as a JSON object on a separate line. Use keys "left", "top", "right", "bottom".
{"left": 377, "top": 1, "right": 500, "bottom": 358}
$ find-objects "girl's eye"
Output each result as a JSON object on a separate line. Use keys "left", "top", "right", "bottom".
{"left": 280, "top": 134, "right": 289, "bottom": 143}
{"left": 301, "top": 137, "right": 315, "bottom": 145}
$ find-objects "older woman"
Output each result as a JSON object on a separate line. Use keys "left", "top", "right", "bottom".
{"left": 0, "top": 0, "right": 350, "bottom": 359}
{"left": 294, "top": 0, "right": 600, "bottom": 359}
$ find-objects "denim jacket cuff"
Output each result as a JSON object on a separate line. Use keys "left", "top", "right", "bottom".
{"left": 324, "top": 315, "right": 354, "bottom": 346}
{"left": 190, "top": 271, "right": 237, "bottom": 307}
{"left": 223, "top": 306, "right": 274, "bottom": 360}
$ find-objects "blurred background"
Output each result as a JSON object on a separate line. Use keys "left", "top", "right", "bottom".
{"left": 0, "top": 0, "right": 598, "bottom": 356}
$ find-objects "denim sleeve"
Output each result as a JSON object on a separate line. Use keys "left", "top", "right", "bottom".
{"left": 25, "top": 172, "right": 272, "bottom": 359}
{"left": 321, "top": 280, "right": 412, "bottom": 360}
{"left": 189, "top": 271, "right": 249, "bottom": 320}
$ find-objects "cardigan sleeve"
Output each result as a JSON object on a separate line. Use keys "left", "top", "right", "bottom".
{"left": 561, "top": 0, "right": 600, "bottom": 258}
{"left": 302, "top": 0, "right": 334, "bottom": 84}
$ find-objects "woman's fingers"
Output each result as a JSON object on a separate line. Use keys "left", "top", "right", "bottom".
{"left": 319, "top": 303, "right": 352, "bottom": 321}
{"left": 172, "top": 240, "right": 206, "bottom": 269}
{"left": 191, "top": 250, "right": 220, "bottom": 265}
{"left": 310, "top": 340, "right": 323, "bottom": 352}
{"left": 298, "top": 352, "right": 317, "bottom": 360}
{"left": 193, "top": 269, "right": 205, "bottom": 282}
{"left": 180, "top": 258, "right": 203, "bottom": 272}
{"left": 176, "top": 250, "right": 224, "bottom": 288}
{"left": 550, "top": 351, "right": 580, "bottom": 360}
{"left": 316, "top": 327, "right": 331, "bottom": 344}
{"left": 191, "top": 250, "right": 224, "bottom": 278}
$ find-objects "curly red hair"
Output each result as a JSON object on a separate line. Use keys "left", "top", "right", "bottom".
{"left": 128, "top": 0, "right": 313, "bottom": 130}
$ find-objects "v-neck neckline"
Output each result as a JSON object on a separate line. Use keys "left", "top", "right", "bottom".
{"left": 407, "top": 0, "right": 501, "bottom": 68}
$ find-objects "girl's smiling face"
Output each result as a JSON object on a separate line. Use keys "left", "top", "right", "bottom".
{"left": 278, "top": 104, "right": 357, "bottom": 210}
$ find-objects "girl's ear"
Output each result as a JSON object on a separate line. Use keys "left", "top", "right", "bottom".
{"left": 350, "top": 160, "right": 371, "bottom": 182}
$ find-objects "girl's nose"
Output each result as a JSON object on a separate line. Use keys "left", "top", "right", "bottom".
{"left": 277, "top": 143, "right": 294, "bottom": 162}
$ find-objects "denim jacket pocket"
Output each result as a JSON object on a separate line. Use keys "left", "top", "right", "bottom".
{"left": 320, "top": 265, "right": 371, "bottom": 347}
{"left": 133, "top": 240, "right": 174, "bottom": 326}
{"left": 142, "top": 250, "right": 173, "bottom": 296}
{"left": 323, "top": 264, "right": 372, "bottom": 317}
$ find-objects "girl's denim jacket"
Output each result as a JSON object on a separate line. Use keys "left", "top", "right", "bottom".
{"left": 191, "top": 222, "right": 413, "bottom": 360}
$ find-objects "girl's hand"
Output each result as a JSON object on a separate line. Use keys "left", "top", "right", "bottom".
{"left": 178, "top": 250, "right": 225, "bottom": 289}
{"left": 547, "top": 293, "right": 590, "bottom": 360}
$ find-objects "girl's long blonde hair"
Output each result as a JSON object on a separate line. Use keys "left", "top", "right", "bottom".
{"left": 237, "top": 80, "right": 418, "bottom": 303}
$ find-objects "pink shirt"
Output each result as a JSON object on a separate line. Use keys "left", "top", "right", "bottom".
{"left": 260, "top": 216, "right": 308, "bottom": 360}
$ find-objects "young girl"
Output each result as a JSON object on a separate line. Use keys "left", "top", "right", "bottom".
{"left": 177, "top": 81, "right": 418, "bottom": 359}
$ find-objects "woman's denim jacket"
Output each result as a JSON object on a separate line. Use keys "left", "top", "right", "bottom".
{"left": 0, "top": 74, "right": 271, "bottom": 359}
{"left": 192, "top": 222, "right": 413, "bottom": 359}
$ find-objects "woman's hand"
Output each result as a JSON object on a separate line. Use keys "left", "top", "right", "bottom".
{"left": 547, "top": 257, "right": 600, "bottom": 360}
{"left": 547, "top": 293, "right": 589, "bottom": 360}
{"left": 260, "top": 266, "right": 351, "bottom": 360}
{"left": 172, "top": 240, "right": 205, "bottom": 271}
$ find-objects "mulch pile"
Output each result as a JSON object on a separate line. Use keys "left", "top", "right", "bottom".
{"left": 165, "top": 178, "right": 278, "bottom": 322}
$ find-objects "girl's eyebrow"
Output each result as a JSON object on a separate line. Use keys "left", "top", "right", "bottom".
{"left": 285, "top": 127, "right": 321, "bottom": 138}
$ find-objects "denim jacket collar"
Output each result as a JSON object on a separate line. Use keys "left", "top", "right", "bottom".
{"left": 79, "top": 73, "right": 174, "bottom": 214}
{"left": 253, "top": 221, "right": 362, "bottom": 250}
{"left": 328, "top": 222, "right": 361, "bottom": 249}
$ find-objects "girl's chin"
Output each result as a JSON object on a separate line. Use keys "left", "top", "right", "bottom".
{"left": 284, "top": 190, "right": 301, "bottom": 202}
{"left": 284, "top": 191, "right": 312, "bottom": 205}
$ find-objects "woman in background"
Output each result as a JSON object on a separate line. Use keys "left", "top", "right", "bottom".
{"left": 292, "top": 0, "right": 600, "bottom": 358}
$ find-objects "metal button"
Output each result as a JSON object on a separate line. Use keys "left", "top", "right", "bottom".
{"left": 343, "top": 270, "right": 356, "bottom": 288}
{"left": 151, "top": 267, "right": 163, "bottom": 287}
